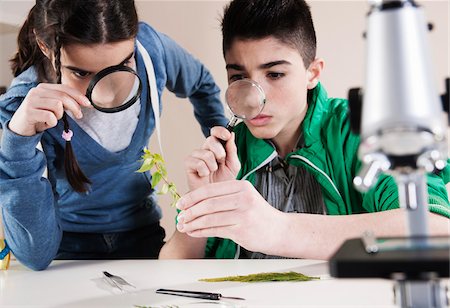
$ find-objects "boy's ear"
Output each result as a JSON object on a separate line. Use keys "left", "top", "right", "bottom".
{"left": 306, "top": 58, "right": 324, "bottom": 89}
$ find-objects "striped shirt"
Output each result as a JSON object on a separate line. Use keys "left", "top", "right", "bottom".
{"left": 239, "top": 136, "right": 325, "bottom": 259}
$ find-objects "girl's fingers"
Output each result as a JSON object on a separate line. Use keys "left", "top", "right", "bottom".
{"left": 9, "top": 84, "right": 89, "bottom": 136}
{"left": 31, "top": 98, "right": 66, "bottom": 120}
{"left": 37, "top": 89, "right": 83, "bottom": 119}
{"left": 31, "top": 109, "right": 59, "bottom": 131}
{"left": 36, "top": 83, "right": 91, "bottom": 107}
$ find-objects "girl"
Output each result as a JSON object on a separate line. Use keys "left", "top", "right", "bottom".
{"left": 0, "top": 0, "right": 227, "bottom": 270}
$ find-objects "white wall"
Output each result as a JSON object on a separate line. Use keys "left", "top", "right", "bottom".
{"left": 0, "top": 33, "right": 18, "bottom": 87}
{"left": 0, "top": 1, "right": 449, "bottom": 240}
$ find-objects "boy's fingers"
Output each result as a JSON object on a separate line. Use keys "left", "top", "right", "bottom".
{"left": 210, "top": 126, "right": 232, "bottom": 143}
{"left": 202, "top": 137, "right": 226, "bottom": 163}
{"left": 187, "top": 149, "right": 219, "bottom": 175}
{"left": 177, "top": 180, "right": 241, "bottom": 210}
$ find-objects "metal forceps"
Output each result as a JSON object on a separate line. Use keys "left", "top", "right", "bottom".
{"left": 103, "top": 271, "right": 135, "bottom": 291}
{"left": 156, "top": 288, "right": 245, "bottom": 300}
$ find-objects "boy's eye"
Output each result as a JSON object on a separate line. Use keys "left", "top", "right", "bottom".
{"left": 267, "top": 72, "right": 285, "bottom": 80}
{"left": 229, "top": 74, "right": 245, "bottom": 82}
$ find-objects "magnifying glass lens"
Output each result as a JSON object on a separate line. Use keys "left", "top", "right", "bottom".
{"left": 86, "top": 65, "right": 142, "bottom": 113}
{"left": 225, "top": 79, "right": 265, "bottom": 120}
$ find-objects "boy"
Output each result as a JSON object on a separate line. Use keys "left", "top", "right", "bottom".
{"left": 159, "top": 0, "right": 450, "bottom": 260}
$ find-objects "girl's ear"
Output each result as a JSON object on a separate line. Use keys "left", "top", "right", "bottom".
{"left": 35, "top": 34, "right": 57, "bottom": 71}
{"left": 35, "top": 35, "right": 51, "bottom": 59}
{"left": 306, "top": 58, "right": 324, "bottom": 89}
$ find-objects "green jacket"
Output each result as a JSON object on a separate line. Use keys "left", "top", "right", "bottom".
{"left": 205, "top": 83, "right": 450, "bottom": 259}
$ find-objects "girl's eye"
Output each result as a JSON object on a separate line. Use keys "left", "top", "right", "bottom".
{"left": 267, "top": 72, "right": 285, "bottom": 80}
{"left": 73, "top": 71, "right": 91, "bottom": 78}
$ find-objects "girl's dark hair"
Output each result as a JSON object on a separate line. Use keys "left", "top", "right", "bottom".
{"left": 222, "top": 0, "right": 317, "bottom": 68}
{"left": 10, "top": 0, "right": 139, "bottom": 192}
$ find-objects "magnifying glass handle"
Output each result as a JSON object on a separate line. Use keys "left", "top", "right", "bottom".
{"left": 225, "top": 124, "right": 234, "bottom": 133}
{"left": 220, "top": 117, "right": 238, "bottom": 146}
{"left": 226, "top": 117, "right": 238, "bottom": 131}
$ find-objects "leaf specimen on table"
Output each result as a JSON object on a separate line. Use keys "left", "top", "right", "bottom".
{"left": 199, "top": 271, "right": 320, "bottom": 282}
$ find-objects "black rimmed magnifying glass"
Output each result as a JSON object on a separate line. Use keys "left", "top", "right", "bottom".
{"left": 224, "top": 78, "right": 266, "bottom": 131}
{"left": 86, "top": 64, "right": 142, "bottom": 113}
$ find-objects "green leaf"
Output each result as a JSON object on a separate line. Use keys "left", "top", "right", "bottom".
{"left": 170, "top": 198, "right": 179, "bottom": 208}
{"left": 199, "top": 271, "right": 320, "bottom": 282}
{"left": 152, "top": 153, "right": 164, "bottom": 163}
{"left": 160, "top": 167, "right": 168, "bottom": 177}
{"left": 169, "top": 184, "right": 177, "bottom": 195}
{"left": 136, "top": 158, "right": 155, "bottom": 173}
{"left": 136, "top": 165, "right": 148, "bottom": 173}
{"left": 137, "top": 148, "right": 180, "bottom": 207}
{"left": 151, "top": 172, "right": 162, "bottom": 188}
{"left": 160, "top": 183, "right": 169, "bottom": 194}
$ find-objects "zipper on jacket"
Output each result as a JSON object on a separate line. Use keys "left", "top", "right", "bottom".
{"left": 237, "top": 151, "right": 277, "bottom": 259}
{"left": 290, "top": 154, "right": 342, "bottom": 201}
{"left": 241, "top": 152, "right": 278, "bottom": 181}
{"left": 235, "top": 152, "right": 343, "bottom": 258}
{"left": 242, "top": 152, "right": 342, "bottom": 201}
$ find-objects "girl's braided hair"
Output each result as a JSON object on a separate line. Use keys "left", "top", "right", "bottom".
{"left": 10, "top": 0, "right": 139, "bottom": 192}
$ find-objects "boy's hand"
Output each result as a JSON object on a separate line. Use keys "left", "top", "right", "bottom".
{"left": 9, "top": 83, "right": 91, "bottom": 137}
{"left": 184, "top": 126, "right": 240, "bottom": 191}
{"left": 176, "top": 180, "right": 281, "bottom": 254}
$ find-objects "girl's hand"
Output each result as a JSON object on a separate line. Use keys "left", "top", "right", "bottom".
{"left": 184, "top": 126, "right": 241, "bottom": 191}
{"left": 8, "top": 83, "right": 91, "bottom": 136}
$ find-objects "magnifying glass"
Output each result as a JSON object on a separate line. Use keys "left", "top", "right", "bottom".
{"left": 86, "top": 64, "right": 142, "bottom": 113}
{"left": 224, "top": 78, "right": 266, "bottom": 131}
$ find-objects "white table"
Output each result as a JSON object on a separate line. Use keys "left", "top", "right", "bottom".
{"left": 0, "top": 259, "right": 401, "bottom": 307}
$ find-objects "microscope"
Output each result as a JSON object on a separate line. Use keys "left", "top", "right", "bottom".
{"left": 329, "top": 1, "right": 450, "bottom": 307}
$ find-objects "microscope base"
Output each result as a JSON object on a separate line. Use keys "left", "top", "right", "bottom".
{"left": 329, "top": 236, "right": 449, "bottom": 278}
{"left": 329, "top": 236, "right": 450, "bottom": 308}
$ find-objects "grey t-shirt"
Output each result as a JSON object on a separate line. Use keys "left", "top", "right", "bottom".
{"left": 74, "top": 99, "right": 140, "bottom": 153}
{"left": 73, "top": 59, "right": 141, "bottom": 153}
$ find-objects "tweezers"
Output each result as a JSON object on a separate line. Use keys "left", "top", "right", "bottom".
{"left": 156, "top": 288, "right": 245, "bottom": 300}
{"left": 103, "top": 271, "right": 135, "bottom": 291}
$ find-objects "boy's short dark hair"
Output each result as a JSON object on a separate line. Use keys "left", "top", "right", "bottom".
{"left": 222, "top": 0, "right": 317, "bottom": 67}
